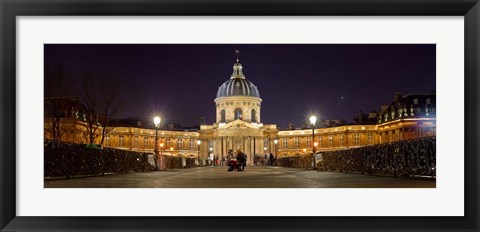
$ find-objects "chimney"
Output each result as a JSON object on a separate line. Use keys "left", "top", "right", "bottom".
{"left": 394, "top": 92, "right": 402, "bottom": 102}
{"left": 199, "top": 115, "right": 206, "bottom": 125}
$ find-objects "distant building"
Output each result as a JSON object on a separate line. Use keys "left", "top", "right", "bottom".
{"left": 376, "top": 92, "right": 436, "bottom": 142}
{"left": 44, "top": 52, "right": 436, "bottom": 160}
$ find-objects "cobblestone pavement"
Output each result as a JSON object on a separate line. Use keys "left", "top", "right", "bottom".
{"left": 44, "top": 166, "right": 436, "bottom": 188}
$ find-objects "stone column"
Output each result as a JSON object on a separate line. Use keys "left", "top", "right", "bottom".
{"left": 221, "top": 137, "right": 224, "bottom": 159}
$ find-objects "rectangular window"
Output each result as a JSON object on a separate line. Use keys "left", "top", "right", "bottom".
{"left": 367, "top": 133, "right": 374, "bottom": 145}
{"left": 306, "top": 137, "right": 312, "bottom": 148}
{"left": 177, "top": 139, "right": 183, "bottom": 149}
{"left": 328, "top": 135, "right": 333, "bottom": 147}
{"left": 354, "top": 133, "right": 360, "bottom": 145}
{"left": 189, "top": 139, "right": 194, "bottom": 150}
{"left": 119, "top": 135, "right": 124, "bottom": 147}
{"left": 105, "top": 135, "right": 110, "bottom": 147}
{"left": 319, "top": 136, "right": 323, "bottom": 147}
{"left": 283, "top": 138, "right": 288, "bottom": 149}
{"left": 144, "top": 137, "right": 148, "bottom": 149}
{"left": 339, "top": 134, "right": 344, "bottom": 147}
{"left": 166, "top": 139, "right": 171, "bottom": 148}
{"left": 133, "top": 136, "right": 138, "bottom": 148}
{"left": 294, "top": 137, "right": 300, "bottom": 148}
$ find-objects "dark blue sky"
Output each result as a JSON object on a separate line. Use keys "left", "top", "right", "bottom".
{"left": 44, "top": 44, "right": 436, "bottom": 129}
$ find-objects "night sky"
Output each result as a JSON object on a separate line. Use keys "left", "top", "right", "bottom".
{"left": 44, "top": 44, "right": 436, "bottom": 129}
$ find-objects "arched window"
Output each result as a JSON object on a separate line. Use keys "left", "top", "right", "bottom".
{"left": 220, "top": 109, "right": 226, "bottom": 123}
{"left": 234, "top": 108, "right": 242, "bottom": 120}
{"left": 426, "top": 98, "right": 431, "bottom": 104}
{"left": 251, "top": 109, "right": 257, "bottom": 122}
{"left": 413, "top": 98, "right": 419, "bottom": 105}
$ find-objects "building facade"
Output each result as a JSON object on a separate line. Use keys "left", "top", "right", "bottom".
{"left": 44, "top": 54, "right": 436, "bottom": 163}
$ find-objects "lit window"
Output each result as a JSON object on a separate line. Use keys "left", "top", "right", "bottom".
{"left": 105, "top": 135, "right": 110, "bottom": 147}
{"left": 413, "top": 98, "right": 419, "bottom": 105}
{"left": 294, "top": 138, "right": 300, "bottom": 148}
{"left": 189, "top": 139, "right": 194, "bottom": 150}
{"left": 354, "top": 133, "right": 360, "bottom": 145}
{"left": 283, "top": 138, "right": 288, "bottom": 149}
{"left": 119, "top": 135, "right": 124, "bottom": 147}
{"left": 166, "top": 139, "right": 171, "bottom": 148}
{"left": 319, "top": 136, "right": 323, "bottom": 147}
{"left": 177, "top": 139, "right": 183, "bottom": 149}
{"left": 367, "top": 133, "right": 373, "bottom": 145}
{"left": 328, "top": 135, "right": 333, "bottom": 147}
{"left": 306, "top": 137, "right": 312, "bottom": 147}
{"left": 143, "top": 137, "right": 148, "bottom": 149}
{"left": 133, "top": 136, "right": 138, "bottom": 148}
{"left": 339, "top": 134, "right": 344, "bottom": 147}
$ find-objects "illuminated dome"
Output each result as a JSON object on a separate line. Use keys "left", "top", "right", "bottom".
{"left": 216, "top": 55, "right": 260, "bottom": 99}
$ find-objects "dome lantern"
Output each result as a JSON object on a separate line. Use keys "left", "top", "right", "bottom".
{"left": 216, "top": 50, "right": 261, "bottom": 99}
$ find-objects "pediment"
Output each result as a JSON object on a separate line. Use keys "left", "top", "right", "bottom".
{"left": 220, "top": 119, "right": 259, "bottom": 129}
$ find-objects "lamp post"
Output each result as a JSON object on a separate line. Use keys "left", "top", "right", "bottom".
{"left": 197, "top": 139, "right": 201, "bottom": 159}
{"left": 264, "top": 146, "right": 267, "bottom": 165}
{"left": 309, "top": 115, "right": 317, "bottom": 169}
{"left": 153, "top": 116, "right": 161, "bottom": 170}
{"left": 274, "top": 139, "right": 278, "bottom": 159}
{"left": 160, "top": 142, "right": 164, "bottom": 156}
{"left": 209, "top": 146, "right": 213, "bottom": 166}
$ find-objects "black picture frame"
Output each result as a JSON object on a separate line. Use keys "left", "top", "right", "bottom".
{"left": 1, "top": 0, "right": 479, "bottom": 231}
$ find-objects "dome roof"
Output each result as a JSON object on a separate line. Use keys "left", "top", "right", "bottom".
{"left": 216, "top": 78, "right": 260, "bottom": 98}
{"left": 216, "top": 55, "right": 260, "bottom": 99}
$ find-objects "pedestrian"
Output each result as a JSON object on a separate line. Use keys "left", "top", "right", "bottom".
{"left": 208, "top": 153, "right": 213, "bottom": 166}
{"left": 269, "top": 153, "right": 274, "bottom": 166}
{"left": 241, "top": 152, "right": 247, "bottom": 170}
{"left": 235, "top": 150, "right": 244, "bottom": 171}
{"left": 264, "top": 154, "right": 268, "bottom": 165}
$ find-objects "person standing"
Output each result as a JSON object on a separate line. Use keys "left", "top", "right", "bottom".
{"left": 209, "top": 153, "right": 214, "bottom": 166}
{"left": 241, "top": 152, "right": 247, "bottom": 170}
{"left": 269, "top": 153, "right": 274, "bottom": 166}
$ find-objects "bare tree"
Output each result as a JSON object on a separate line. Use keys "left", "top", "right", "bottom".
{"left": 98, "top": 74, "right": 121, "bottom": 146}
{"left": 79, "top": 71, "right": 122, "bottom": 145}
{"left": 44, "top": 65, "right": 75, "bottom": 141}
{"left": 80, "top": 71, "right": 100, "bottom": 144}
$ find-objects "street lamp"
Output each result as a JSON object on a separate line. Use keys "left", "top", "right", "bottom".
{"left": 274, "top": 139, "right": 278, "bottom": 159}
{"left": 263, "top": 146, "right": 268, "bottom": 165}
{"left": 197, "top": 139, "right": 201, "bottom": 159}
{"left": 160, "top": 142, "right": 164, "bottom": 156}
{"left": 309, "top": 115, "right": 317, "bottom": 169}
{"left": 209, "top": 146, "right": 213, "bottom": 166}
{"left": 153, "top": 116, "right": 161, "bottom": 170}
